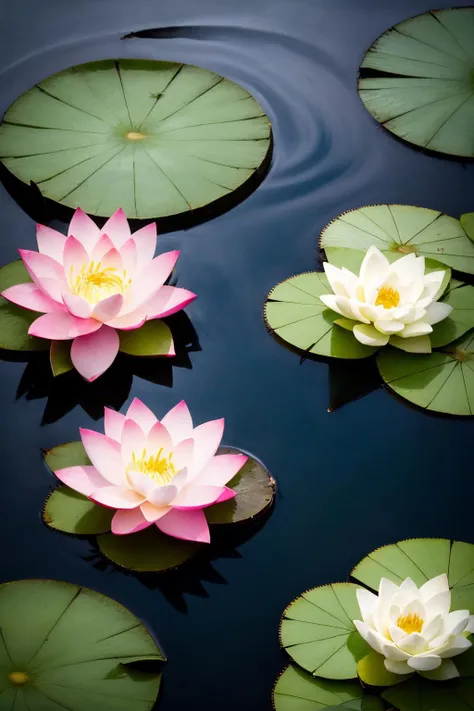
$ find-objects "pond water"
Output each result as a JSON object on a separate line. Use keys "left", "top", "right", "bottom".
{"left": 0, "top": 1, "right": 473, "bottom": 709}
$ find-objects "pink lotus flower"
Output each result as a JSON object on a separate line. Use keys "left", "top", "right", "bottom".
{"left": 1, "top": 209, "right": 196, "bottom": 381}
{"left": 53, "top": 399, "right": 248, "bottom": 543}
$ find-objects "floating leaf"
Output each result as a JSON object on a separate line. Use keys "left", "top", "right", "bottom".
{"left": 0, "top": 260, "right": 31, "bottom": 292}
{"left": 264, "top": 273, "right": 377, "bottom": 359}
{"left": 98, "top": 526, "right": 200, "bottom": 573}
{"left": 320, "top": 205, "right": 474, "bottom": 274}
{"left": 43, "top": 486, "right": 114, "bottom": 535}
{"left": 119, "top": 320, "right": 174, "bottom": 356}
{"left": 205, "top": 446, "right": 275, "bottom": 525}
{"left": 377, "top": 332, "right": 474, "bottom": 416}
{"left": 383, "top": 676, "right": 474, "bottom": 711}
{"left": 0, "top": 59, "right": 271, "bottom": 219}
{"left": 461, "top": 213, "right": 474, "bottom": 243}
{"left": 272, "top": 664, "right": 378, "bottom": 711}
{"left": 43, "top": 440, "right": 90, "bottom": 471}
{"left": 430, "top": 285, "right": 474, "bottom": 348}
{"left": 357, "top": 651, "right": 409, "bottom": 687}
{"left": 50, "top": 339, "right": 74, "bottom": 376}
{"left": 358, "top": 8, "right": 474, "bottom": 158}
{"left": 0, "top": 579, "right": 164, "bottom": 710}
{"left": 352, "top": 538, "right": 474, "bottom": 611}
{"left": 280, "top": 584, "right": 370, "bottom": 680}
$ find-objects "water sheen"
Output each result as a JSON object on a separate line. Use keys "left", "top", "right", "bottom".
{"left": 0, "top": 1, "right": 473, "bottom": 710}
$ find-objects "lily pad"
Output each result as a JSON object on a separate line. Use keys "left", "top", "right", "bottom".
{"left": 320, "top": 205, "right": 474, "bottom": 274}
{"left": 0, "top": 58, "right": 271, "bottom": 219}
{"left": 358, "top": 8, "right": 474, "bottom": 158}
{"left": 43, "top": 486, "right": 114, "bottom": 535}
{"left": 461, "top": 213, "right": 474, "bottom": 242}
{"left": 280, "top": 584, "right": 370, "bottom": 680}
{"left": 205, "top": 446, "right": 276, "bottom": 525}
{"left": 264, "top": 272, "right": 377, "bottom": 359}
{"left": 357, "top": 651, "right": 410, "bottom": 688}
{"left": 383, "top": 676, "right": 474, "bottom": 711}
{"left": 43, "top": 441, "right": 91, "bottom": 471}
{"left": 50, "top": 340, "right": 74, "bottom": 376}
{"left": 430, "top": 285, "right": 474, "bottom": 348}
{"left": 272, "top": 664, "right": 383, "bottom": 711}
{"left": 351, "top": 538, "right": 474, "bottom": 611}
{"left": 0, "top": 579, "right": 164, "bottom": 710}
{"left": 119, "top": 320, "right": 174, "bottom": 357}
{"left": 377, "top": 331, "right": 474, "bottom": 416}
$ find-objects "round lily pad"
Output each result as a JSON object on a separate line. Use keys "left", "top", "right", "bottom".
{"left": 430, "top": 285, "right": 474, "bottom": 348}
{"left": 461, "top": 213, "right": 474, "bottom": 242}
{"left": 377, "top": 331, "right": 474, "bottom": 416}
{"left": 0, "top": 579, "right": 164, "bottom": 710}
{"left": 320, "top": 205, "right": 474, "bottom": 274}
{"left": 43, "top": 441, "right": 91, "bottom": 471}
{"left": 43, "top": 486, "right": 114, "bottom": 535}
{"left": 280, "top": 584, "right": 370, "bottom": 680}
{"left": 358, "top": 8, "right": 474, "bottom": 158}
{"left": 0, "top": 260, "right": 48, "bottom": 352}
{"left": 119, "top": 320, "right": 173, "bottom": 357}
{"left": 351, "top": 538, "right": 474, "bottom": 612}
{"left": 272, "top": 664, "right": 383, "bottom": 711}
{"left": 0, "top": 58, "right": 271, "bottom": 219}
{"left": 383, "top": 676, "right": 474, "bottom": 711}
{"left": 264, "top": 272, "right": 377, "bottom": 360}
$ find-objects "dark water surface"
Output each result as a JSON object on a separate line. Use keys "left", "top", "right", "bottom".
{"left": 1, "top": 1, "right": 474, "bottom": 709}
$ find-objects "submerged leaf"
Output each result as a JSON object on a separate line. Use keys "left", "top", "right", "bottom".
{"left": 383, "top": 676, "right": 474, "bottom": 711}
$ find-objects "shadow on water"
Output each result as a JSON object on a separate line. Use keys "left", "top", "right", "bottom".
{"left": 1, "top": 311, "right": 201, "bottom": 424}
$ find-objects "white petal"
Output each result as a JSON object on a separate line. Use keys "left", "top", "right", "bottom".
{"left": 374, "top": 319, "right": 405, "bottom": 335}
{"left": 407, "top": 655, "right": 441, "bottom": 671}
{"left": 390, "top": 625, "right": 407, "bottom": 646}
{"left": 420, "top": 659, "right": 459, "bottom": 681}
{"left": 389, "top": 335, "right": 432, "bottom": 354}
{"left": 323, "top": 262, "right": 350, "bottom": 297}
{"left": 379, "top": 577, "right": 400, "bottom": 601}
{"left": 319, "top": 294, "right": 346, "bottom": 317}
{"left": 360, "top": 246, "right": 390, "bottom": 284}
{"left": 418, "top": 271, "right": 445, "bottom": 305}
{"left": 384, "top": 659, "right": 412, "bottom": 675}
{"left": 419, "top": 574, "right": 449, "bottom": 601}
{"left": 356, "top": 588, "right": 379, "bottom": 627}
{"left": 425, "top": 591, "right": 451, "bottom": 620}
{"left": 398, "top": 322, "right": 433, "bottom": 338}
{"left": 439, "top": 635, "right": 472, "bottom": 658}
{"left": 422, "top": 614, "right": 443, "bottom": 643}
{"left": 400, "top": 578, "right": 419, "bottom": 594}
{"left": 147, "top": 484, "right": 178, "bottom": 507}
{"left": 399, "top": 600, "right": 426, "bottom": 623}
{"left": 424, "top": 301, "right": 453, "bottom": 325}
{"left": 429, "top": 633, "right": 449, "bottom": 652}
{"left": 382, "top": 642, "right": 410, "bottom": 661}
{"left": 398, "top": 633, "right": 428, "bottom": 655}
{"left": 445, "top": 610, "right": 470, "bottom": 636}
{"left": 466, "top": 616, "right": 474, "bottom": 634}
{"left": 353, "top": 620, "right": 370, "bottom": 645}
{"left": 353, "top": 324, "right": 389, "bottom": 347}
{"left": 341, "top": 268, "right": 359, "bottom": 298}
{"left": 376, "top": 579, "right": 400, "bottom": 634}
{"left": 391, "top": 253, "right": 425, "bottom": 283}
{"left": 393, "top": 304, "right": 422, "bottom": 323}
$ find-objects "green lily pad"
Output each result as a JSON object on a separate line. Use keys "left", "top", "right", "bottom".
{"left": 351, "top": 538, "right": 474, "bottom": 611}
{"left": 119, "top": 320, "right": 174, "bottom": 356}
{"left": 357, "top": 651, "right": 410, "bottom": 688}
{"left": 358, "top": 8, "right": 474, "bottom": 158}
{"left": 0, "top": 58, "right": 271, "bottom": 219}
{"left": 264, "top": 273, "right": 377, "bottom": 360}
{"left": 205, "top": 446, "right": 275, "bottom": 525}
{"left": 383, "top": 676, "right": 474, "bottom": 711}
{"left": 280, "top": 584, "right": 370, "bottom": 680}
{"left": 43, "top": 440, "right": 91, "bottom": 471}
{"left": 0, "top": 579, "right": 164, "bottom": 710}
{"left": 320, "top": 205, "right": 474, "bottom": 274}
{"left": 50, "top": 340, "right": 74, "bottom": 376}
{"left": 272, "top": 664, "right": 383, "bottom": 711}
{"left": 98, "top": 526, "right": 201, "bottom": 573}
{"left": 430, "top": 285, "right": 474, "bottom": 348}
{"left": 43, "top": 486, "right": 114, "bottom": 535}
{"left": 461, "top": 213, "right": 474, "bottom": 242}
{"left": 377, "top": 331, "right": 474, "bottom": 415}
{"left": 0, "top": 260, "right": 31, "bottom": 293}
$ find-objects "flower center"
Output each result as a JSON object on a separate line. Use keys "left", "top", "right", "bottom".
{"left": 70, "top": 262, "right": 131, "bottom": 304}
{"left": 125, "top": 131, "right": 146, "bottom": 141}
{"left": 8, "top": 672, "right": 28, "bottom": 685}
{"left": 375, "top": 286, "right": 400, "bottom": 309}
{"left": 396, "top": 612, "right": 424, "bottom": 635}
{"left": 130, "top": 448, "right": 176, "bottom": 485}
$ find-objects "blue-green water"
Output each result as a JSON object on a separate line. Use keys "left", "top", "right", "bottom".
{"left": 0, "top": 1, "right": 473, "bottom": 709}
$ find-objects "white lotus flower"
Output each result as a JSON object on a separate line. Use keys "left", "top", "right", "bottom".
{"left": 320, "top": 246, "right": 453, "bottom": 353}
{"left": 354, "top": 575, "right": 474, "bottom": 680}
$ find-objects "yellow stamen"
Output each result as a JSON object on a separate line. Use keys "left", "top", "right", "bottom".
{"left": 375, "top": 286, "right": 400, "bottom": 309}
{"left": 396, "top": 613, "right": 424, "bottom": 635}
{"left": 8, "top": 672, "right": 28, "bottom": 685}
{"left": 69, "top": 261, "right": 131, "bottom": 304}
{"left": 129, "top": 448, "right": 176, "bottom": 485}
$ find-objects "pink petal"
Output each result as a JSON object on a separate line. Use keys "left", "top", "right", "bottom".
{"left": 128, "top": 251, "right": 180, "bottom": 309}
{"left": 91, "top": 234, "right": 115, "bottom": 263}
{"left": 140, "top": 501, "right": 170, "bottom": 523}
{"left": 120, "top": 238, "right": 137, "bottom": 274}
{"left": 102, "top": 248, "right": 123, "bottom": 270}
{"left": 36, "top": 224, "right": 66, "bottom": 262}
{"left": 173, "top": 485, "right": 226, "bottom": 509}
{"left": 132, "top": 223, "right": 157, "bottom": 271}
{"left": 147, "top": 484, "right": 178, "bottom": 507}
{"left": 79, "top": 428, "right": 127, "bottom": 485}
{"left": 33, "top": 277, "right": 67, "bottom": 304}
{"left": 92, "top": 294, "right": 123, "bottom": 322}
{"left": 19, "top": 249, "right": 64, "bottom": 281}
{"left": 121, "top": 418, "right": 146, "bottom": 466}
{"left": 190, "top": 419, "right": 225, "bottom": 478}
{"left": 111, "top": 508, "right": 152, "bottom": 535}
{"left": 161, "top": 401, "right": 193, "bottom": 445}
{"left": 172, "top": 439, "right": 194, "bottom": 471}
{"left": 68, "top": 208, "right": 100, "bottom": 251}
{"left": 146, "top": 285, "right": 196, "bottom": 319}
{"left": 2, "top": 283, "right": 64, "bottom": 313}
{"left": 28, "top": 312, "right": 101, "bottom": 339}
{"left": 102, "top": 208, "right": 131, "bottom": 247}
{"left": 146, "top": 420, "right": 172, "bottom": 455}
{"left": 90, "top": 486, "right": 145, "bottom": 509}
{"left": 215, "top": 487, "right": 237, "bottom": 504}
{"left": 62, "top": 293, "right": 92, "bottom": 318}
{"left": 127, "top": 470, "right": 156, "bottom": 498}
{"left": 63, "top": 236, "right": 88, "bottom": 273}
{"left": 126, "top": 398, "right": 157, "bottom": 433}
{"left": 156, "top": 508, "right": 210, "bottom": 543}
{"left": 71, "top": 326, "right": 119, "bottom": 382}
{"left": 104, "top": 408, "right": 126, "bottom": 442}
{"left": 54, "top": 465, "right": 109, "bottom": 496}
{"left": 194, "top": 454, "right": 248, "bottom": 487}
{"left": 106, "top": 308, "right": 147, "bottom": 331}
